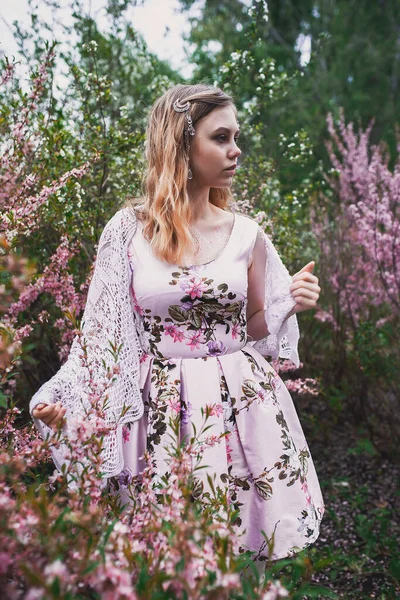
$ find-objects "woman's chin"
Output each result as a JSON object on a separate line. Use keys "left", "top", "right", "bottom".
{"left": 212, "top": 179, "right": 233, "bottom": 189}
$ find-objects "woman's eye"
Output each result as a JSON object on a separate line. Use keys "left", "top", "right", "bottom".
{"left": 216, "top": 135, "right": 240, "bottom": 143}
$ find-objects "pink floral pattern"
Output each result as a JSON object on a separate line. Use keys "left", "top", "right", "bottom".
{"left": 135, "top": 266, "right": 247, "bottom": 360}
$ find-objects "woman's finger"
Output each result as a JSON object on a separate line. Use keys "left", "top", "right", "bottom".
{"left": 43, "top": 405, "right": 60, "bottom": 419}
{"left": 46, "top": 406, "right": 63, "bottom": 429}
{"left": 33, "top": 404, "right": 56, "bottom": 418}
{"left": 47, "top": 408, "right": 66, "bottom": 430}
{"left": 293, "top": 261, "right": 315, "bottom": 277}
{"left": 32, "top": 403, "right": 52, "bottom": 416}
{"left": 36, "top": 403, "right": 62, "bottom": 424}
{"left": 290, "top": 281, "right": 321, "bottom": 294}
{"left": 291, "top": 287, "right": 320, "bottom": 300}
{"left": 295, "top": 296, "right": 319, "bottom": 308}
{"left": 292, "top": 272, "right": 319, "bottom": 284}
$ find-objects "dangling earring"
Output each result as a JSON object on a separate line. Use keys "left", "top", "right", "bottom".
{"left": 188, "top": 167, "right": 193, "bottom": 180}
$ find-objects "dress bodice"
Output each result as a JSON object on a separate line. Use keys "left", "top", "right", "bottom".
{"left": 128, "top": 213, "right": 259, "bottom": 360}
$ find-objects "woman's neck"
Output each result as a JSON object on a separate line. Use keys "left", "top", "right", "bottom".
{"left": 187, "top": 185, "right": 216, "bottom": 224}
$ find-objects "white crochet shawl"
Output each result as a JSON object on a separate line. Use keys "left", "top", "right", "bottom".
{"left": 29, "top": 207, "right": 299, "bottom": 486}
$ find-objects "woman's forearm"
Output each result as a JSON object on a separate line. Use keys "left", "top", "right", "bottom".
{"left": 246, "top": 305, "right": 297, "bottom": 342}
{"left": 246, "top": 309, "right": 269, "bottom": 342}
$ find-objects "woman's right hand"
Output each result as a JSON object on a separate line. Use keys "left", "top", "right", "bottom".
{"left": 32, "top": 402, "right": 67, "bottom": 431}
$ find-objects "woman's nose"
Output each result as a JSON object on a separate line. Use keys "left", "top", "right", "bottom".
{"left": 229, "top": 142, "right": 241, "bottom": 159}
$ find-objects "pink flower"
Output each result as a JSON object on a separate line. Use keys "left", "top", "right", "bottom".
{"left": 312, "top": 108, "right": 400, "bottom": 329}
{"left": 44, "top": 559, "right": 68, "bottom": 584}
{"left": 173, "top": 329, "right": 185, "bottom": 342}
{"left": 285, "top": 378, "right": 319, "bottom": 396}
{"left": 207, "top": 403, "right": 224, "bottom": 417}
{"left": 180, "top": 275, "right": 208, "bottom": 299}
{"left": 167, "top": 394, "right": 181, "bottom": 414}
{"left": 25, "top": 590, "right": 44, "bottom": 600}
{"left": 203, "top": 434, "right": 221, "bottom": 446}
{"left": 257, "top": 388, "right": 268, "bottom": 403}
{"left": 13, "top": 324, "right": 33, "bottom": 342}
{"left": 301, "top": 481, "right": 312, "bottom": 505}
{"left": 122, "top": 425, "right": 130, "bottom": 442}
{"left": 262, "top": 580, "right": 289, "bottom": 599}
{"left": 37, "top": 310, "right": 50, "bottom": 323}
{"left": 165, "top": 324, "right": 177, "bottom": 337}
{"left": 301, "top": 481, "right": 308, "bottom": 493}
{"left": 231, "top": 322, "right": 240, "bottom": 339}
{"left": 165, "top": 324, "right": 185, "bottom": 342}
{"left": 216, "top": 572, "right": 241, "bottom": 589}
{"left": 186, "top": 330, "right": 203, "bottom": 350}
{"left": 225, "top": 435, "right": 233, "bottom": 464}
{"left": 131, "top": 289, "right": 144, "bottom": 316}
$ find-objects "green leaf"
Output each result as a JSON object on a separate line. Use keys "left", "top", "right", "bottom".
{"left": 81, "top": 562, "right": 100, "bottom": 576}
{"left": 242, "top": 379, "right": 258, "bottom": 398}
{"left": 225, "top": 302, "right": 240, "bottom": 312}
{"left": 50, "top": 577, "right": 61, "bottom": 596}
{"left": 188, "top": 310, "right": 202, "bottom": 329}
{"left": 168, "top": 305, "right": 188, "bottom": 323}
{"left": 0, "top": 391, "right": 8, "bottom": 409}
{"left": 255, "top": 479, "right": 273, "bottom": 500}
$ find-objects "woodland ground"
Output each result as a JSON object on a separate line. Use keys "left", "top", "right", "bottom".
{"left": 290, "top": 393, "right": 400, "bottom": 599}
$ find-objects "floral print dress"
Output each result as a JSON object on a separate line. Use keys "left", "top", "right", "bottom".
{"left": 112, "top": 213, "right": 325, "bottom": 562}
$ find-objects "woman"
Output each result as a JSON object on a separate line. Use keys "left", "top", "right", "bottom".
{"left": 31, "top": 83, "right": 324, "bottom": 563}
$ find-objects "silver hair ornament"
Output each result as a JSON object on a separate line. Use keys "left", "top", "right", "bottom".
{"left": 172, "top": 98, "right": 190, "bottom": 113}
{"left": 173, "top": 98, "right": 196, "bottom": 152}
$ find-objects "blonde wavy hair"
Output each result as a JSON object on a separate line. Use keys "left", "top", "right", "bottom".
{"left": 123, "top": 83, "right": 237, "bottom": 265}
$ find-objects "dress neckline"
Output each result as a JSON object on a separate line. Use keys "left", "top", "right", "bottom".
{"left": 134, "top": 212, "right": 238, "bottom": 269}
{"left": 181, "top": 211, "right": 237, "bottom": 269}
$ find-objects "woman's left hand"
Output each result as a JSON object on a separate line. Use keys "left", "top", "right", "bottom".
{"left": 289, "top": 261, "right": 321, "bottom": 314}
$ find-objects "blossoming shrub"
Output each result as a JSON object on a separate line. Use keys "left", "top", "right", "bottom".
{"left": 0, "top": 28, "right": 176, "bottom": 412}
{"left": 310, "top": 109, "right": 400, "bottom": 452}
{"left": 0, "top": 48, "right": 102, "bottom": 414}
{"left": 0, "top": 398, "right": 333, "bottom": 599}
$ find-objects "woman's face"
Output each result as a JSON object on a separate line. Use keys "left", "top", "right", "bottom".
{"left": 188, "top": 105, "right": 241, "bottom": 188}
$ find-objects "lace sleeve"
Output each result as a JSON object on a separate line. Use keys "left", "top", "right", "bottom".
{"left": 29, "top": 208, "right": 144, "bottom": 485}
{"left": 248, "top": 228, "right": 300, "bottom": 368}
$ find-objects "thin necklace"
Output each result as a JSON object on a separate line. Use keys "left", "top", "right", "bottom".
{"left": 189, "top": 223, "right": 226, "bottom": 256}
